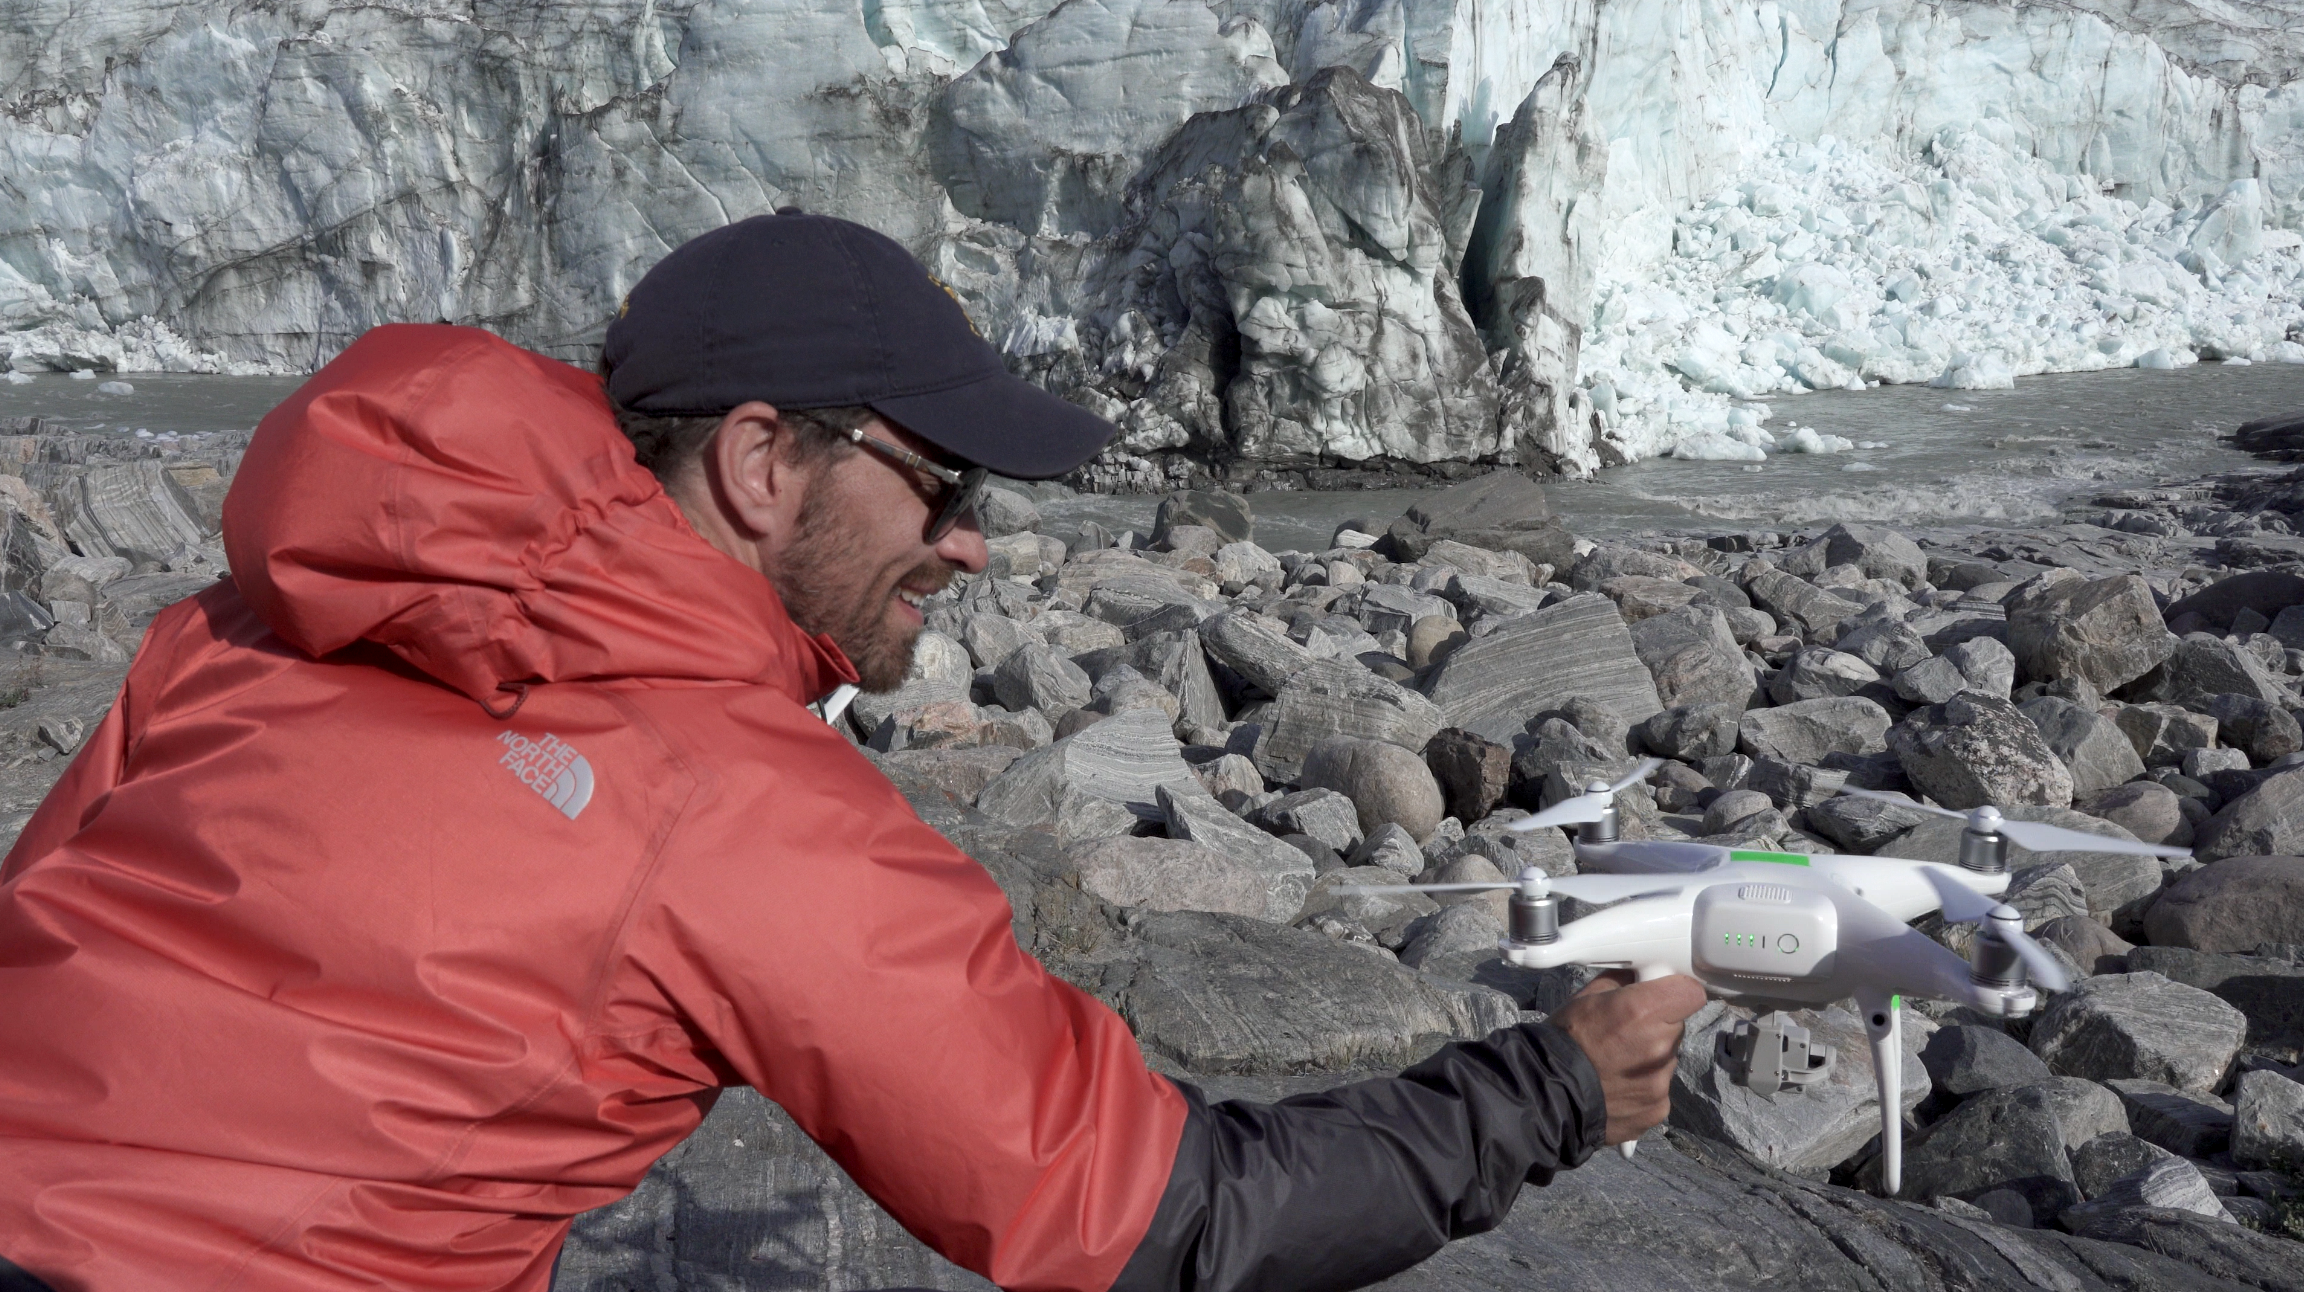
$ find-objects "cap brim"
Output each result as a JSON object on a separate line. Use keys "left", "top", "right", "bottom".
{"left": 871, "top": 369, "right": 1115, "bottom": 481}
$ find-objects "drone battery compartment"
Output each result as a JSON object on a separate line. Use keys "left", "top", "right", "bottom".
{"left": 1691, "top": 883, "right": 1836, "bottom": 981}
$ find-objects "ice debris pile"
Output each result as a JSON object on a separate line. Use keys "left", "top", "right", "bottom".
{"left": 1590, "top": 132, "right": 2304, "bottom": 466}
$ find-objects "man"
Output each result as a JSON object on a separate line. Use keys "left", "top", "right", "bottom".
{"left": 0, "top": 210, "right": 1705, "bottom": 1291}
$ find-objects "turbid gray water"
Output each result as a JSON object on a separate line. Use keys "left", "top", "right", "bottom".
{"left": 8, "top": 362, "right": 2303, "bottom": 553}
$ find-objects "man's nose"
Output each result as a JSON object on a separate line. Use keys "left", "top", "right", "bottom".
{"left": 937, "top": 510, "right": 989, "bottom": 574}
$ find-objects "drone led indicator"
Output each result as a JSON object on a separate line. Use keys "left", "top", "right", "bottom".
{"left": 1728, "top": 850, "right": 1810, "bottom": 866}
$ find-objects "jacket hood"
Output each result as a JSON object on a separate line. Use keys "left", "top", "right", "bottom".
{"left": 224, "top": 324, "right": 856, "bottom": 706}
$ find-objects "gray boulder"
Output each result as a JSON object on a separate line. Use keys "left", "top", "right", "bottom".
{"left": 1344, "top": 823, "right": 1425, "bottom": 878}
{"left": 2230, "top": 1068, "right": 2304, "bottom": 1172}
{"left": 2061, "top": 1157, "right": 2233, "bottom": 1229}
{"left": 1422, "top": 594, "right": 1662, "bottom": 743}
{"left": 975, "top": 486, "right": 1041, "bottom": 539}
{"left": 2071, "top": 1131, "right": 2178, "bottom": 1199}
{"left": 2155, "top": 635, "right": 2292, "bottom": 706}
{"left": 1064, "top": 910, "right": 1518, "bottom": 1074}
{"left": 1248, "top": 788, "right": 1364, "bottom": 854}
{"left": 1670, "top": 1001, "right": 1930, "bottom": 1177}
{"left": 2124, "top": 945, "right": 2304, "bottom": 1052}
{"left": 2199, "top": 693, "right": 2303, "bottom": 765}
{"left": 1744, "top": 568, "right": 1863, "bottom": 642}
{"left": 959, "top": 611, "right": 1035, "bottom": 670}
{"left": 1296, "top": 866, "right": 1435, "bottom": 945}
{"left": 1253, "top": 659, "right": 1445, "bottom": 784}
{"left": 2030, "top": 972, "right": 2248, "bottom": 1095}
{"left": 1737, "top": 696, "right": 1891, "bottom": 765}
{"left": 1838, "top": 619, "right": 1934, "bottom": 674}
{"left": 1802, "top": 792, "right": 1935, "bottom": 853}
{"left": 2113, "top": 702, "right": 2219, "bottom": 767}
{"left": 2192, "top": 774, "right": 2304, "bottom": 861}
{"left": 868, "top": 745, "right": 1023, "bottom": 809}
{"left": 1152, "top": 490, "right": 1252, "bottom": 545}
{"left": 2034, "top": 916, "right": 2137, "bottom": 976}
{"left": 976, "top": 709, "right": 1200, "bottom": 836}
{"left": 1300, "top": 736, "right": 1446, "bottom": 841}
{"left": 1889, "top": 693, "right": 2074, "bottom": 809}
{"left": 1069, "top": 836, "right": 1279, "bottom": 919}
{"left": 1634, "top": 701, "right": 1742, "bottom": 761}
{"left": 1891, "top": 1083, "right": 2080, "bottom": 1221}
{"left": 991, "top": 640, "right": 1094, "bottom": 715}
{"left": 1766, "top": 647, "right": 1882, "bottom": 705}
{"left": 2143, "top": 854, "right": 2304, "bottom": 948}
{"left": 1158, "top": 784, "right": 1316, "bottom": 923}
{"left": 2020, "top": 697, "right": 2147, "bottom": 798}
{"left": 2105, "top": 1078, "right": 2236, "bottom": 1156}
{"left": 1382, "top": 471, "right": 1572, "bottom": 568}
{"left": 1633, "top": 607, "right": 1759, "bottom": 711}
{"left": 1918, "top": 1024, "right": 2052, "bottom": 1098}
{"left": 1198, "top": 612, "right": 1315, "bottom": 697}
{"left": 2004, "top": 572, "right": 2173, "bottom": 691}
{"left": 2039, "top": 1074, "right": 2134, "bottom": 1150}
{"left": 1819, "top": 523, "right": 1929, "bottom": 591}
{"left": 1945, "top": 637, "right": 2018, "bottom": 701}
{"left": 1892, "top": 654, "right": 1972, "bottom": 706}
{"left": 1422, "top": 727, "right": 1512, "bottom": 824}
{"left": 2079, "top": 781, "right": 2191, "bottom": 848}
{"left": 1396, "top": 901, "right": 1508, "bottom": 970}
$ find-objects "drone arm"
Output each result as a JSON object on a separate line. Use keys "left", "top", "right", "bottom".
{"left": 1500, "top": 896, "right": 1693, "bottom": 977}
{"left": 1111, "top": 1022, "right": 1607, "bottom": 1292}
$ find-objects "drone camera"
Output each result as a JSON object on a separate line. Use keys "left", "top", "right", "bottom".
{"left": 1692, "top": 883, "right": 1837, "bottom": 981}
{"left": 1721, "top": 1011, "right": 1836, "bottom": 1096}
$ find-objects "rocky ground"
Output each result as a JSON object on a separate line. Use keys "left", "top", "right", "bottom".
{"left": 3, "top": 421, "right": 2302, "bottom": 1289}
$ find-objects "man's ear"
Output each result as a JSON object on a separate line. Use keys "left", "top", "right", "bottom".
{"left": 703, "top": 400, "right": 811, "bottom": 542}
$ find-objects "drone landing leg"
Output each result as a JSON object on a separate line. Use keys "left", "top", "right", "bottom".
{"left": 1858, "top": 989, "right": 1901, "bottom": 1196}
{"left": 1618, "top": 962, "right": 1677, "bottom": 1162}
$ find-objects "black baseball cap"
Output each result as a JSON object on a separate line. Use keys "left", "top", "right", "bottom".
{"left": 602, "top": 209, "right": 1114, "bottom": 480}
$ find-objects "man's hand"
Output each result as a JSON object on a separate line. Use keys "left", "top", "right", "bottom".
{"left": 1548, "top": 971, "right": 1708, "bottom": 1146}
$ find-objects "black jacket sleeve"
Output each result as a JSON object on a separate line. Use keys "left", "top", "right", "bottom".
{"left": 1108, "top": 1020, "right": 1608, "bottom": 1292}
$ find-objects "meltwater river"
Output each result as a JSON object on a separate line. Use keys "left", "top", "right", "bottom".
{"left": 6, "top": 361, "right": 2303, "bottom": 553}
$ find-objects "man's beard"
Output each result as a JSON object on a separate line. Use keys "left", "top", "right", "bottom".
{"left": 769, "top": 476, "right": 956, "bottom": 692}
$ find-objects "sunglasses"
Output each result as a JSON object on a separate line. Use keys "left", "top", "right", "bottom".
{"left": 844, "top": 427, "right": 989, "bottom": 543}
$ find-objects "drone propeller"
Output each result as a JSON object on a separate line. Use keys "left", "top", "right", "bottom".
{"left": 1335, "top": 868, "right": 1687, "bottom": 906}
{"left": 1920, "top": 868, "right": 2071, "bottom": 993}
{"left": 1834, "top": 788, "right": 2191, "bottom": 859}
{"left": 1505, "top": 757, "right": 1665, "bottom": 832}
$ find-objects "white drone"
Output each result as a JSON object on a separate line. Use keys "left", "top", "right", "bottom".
{"left": 1344, "top": 760, "right": 2190, "bottom": 1195}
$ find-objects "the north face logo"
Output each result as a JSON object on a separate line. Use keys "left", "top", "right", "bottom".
{"left": 497, "top": 731, "right": 594, "bottom": 821}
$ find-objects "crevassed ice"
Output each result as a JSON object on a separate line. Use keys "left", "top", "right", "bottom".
{"left": 1589, "top": 131, "right": 2304, "bottom": 465}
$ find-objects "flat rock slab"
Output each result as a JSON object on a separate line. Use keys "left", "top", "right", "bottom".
{"left": 1058, "top": 910, "right": 1519, "bottom": 1074}
{"left": 556, "top": 1089, "right": 2304, "bottom": 1292}
{"left": 976, "top": 708, "right": 1200, "bottom": 828}
{"left": 2143, "top": 854, "right": 2304, "bottom": 949}
{"left": 1253, "top": 658, "right": 1445, "bottom": 784}
{"left": 1422, "top": 593, "right": 1661, "bottom": 744}
{"left": 2124, "top": 945, "right": 2304, "bottom": 1050}
{"left": 2032, "top": 972, "right": 2249, "bottom": 1095}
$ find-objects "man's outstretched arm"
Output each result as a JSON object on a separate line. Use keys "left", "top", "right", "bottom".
{"left": 1112, "top": 973, "right": 1707, "bottom": 1292}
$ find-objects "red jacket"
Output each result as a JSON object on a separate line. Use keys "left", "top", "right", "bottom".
{"left": 0, "top": 325, "right": 1185, "bottom": 1291}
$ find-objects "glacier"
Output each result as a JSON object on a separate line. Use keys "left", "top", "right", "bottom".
{"left": 1, "top": 0, "right": 2300, "bottom": 479}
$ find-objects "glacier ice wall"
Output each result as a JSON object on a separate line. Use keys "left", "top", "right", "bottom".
{"left": 1, "top": 0, "right": 2299, "bottom": 478}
